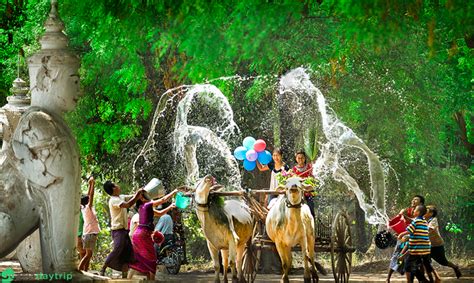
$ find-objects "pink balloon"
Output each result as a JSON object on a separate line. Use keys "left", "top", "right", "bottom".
{"left": 253, "top": 139, "right": 266, "bottom": 152}
{"left": 246, "top": 149, "right": 258, "bottom": 162}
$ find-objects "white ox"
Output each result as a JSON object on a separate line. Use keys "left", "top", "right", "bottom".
{"left": 265, "top": 177, "right": 318, "bottom": 283}
{"left": 194, "top": 175, "right": 253, "bottom": 283}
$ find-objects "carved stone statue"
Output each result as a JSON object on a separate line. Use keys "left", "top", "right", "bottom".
{"left": 0, "top": 77, "right": 45, "bottom": 273}
{"left": 0, "top": 0, "right": 84, "bottom": 276}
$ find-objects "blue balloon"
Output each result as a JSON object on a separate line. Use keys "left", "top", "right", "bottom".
{"left": 258, "top": 150, "right": 272, "bottom": 165}
{"left": 242, "top": 136, "right": 256, "bottom": 150}
{"left": 234, "top": 146, "right": 247, "bottom": 161}
{"left": 243, "top": 159, "right": 256, "bottom": 171}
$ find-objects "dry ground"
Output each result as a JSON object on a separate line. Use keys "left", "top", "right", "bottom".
{"left": 1, "top": 259, "right": 473, "bottom": 282}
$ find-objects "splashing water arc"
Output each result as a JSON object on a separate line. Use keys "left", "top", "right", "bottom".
{"left": 135, "top": 69, "right": 389, "bottom": 224}
{"left": 173, "top": 84, "right": 241, "bottom": 190}
{"left": 279, "top": 68, "right": 388, "bottom": 225}
{"left": 133, "top": 84, "right": 241, "bottom": 190}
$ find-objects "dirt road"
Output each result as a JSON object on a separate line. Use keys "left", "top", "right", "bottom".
{"left": 154, "top": 271, "right": 470, "bottom": 282}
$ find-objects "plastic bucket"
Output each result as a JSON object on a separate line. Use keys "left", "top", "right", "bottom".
{"left": 175, "top": 192, "right": 190, "bottom": 209}
{"left": 143, "top": 178, "right": 164, "bottom": 200}
{"left": 388, "top": 214, "right": 407, "bottom": 234}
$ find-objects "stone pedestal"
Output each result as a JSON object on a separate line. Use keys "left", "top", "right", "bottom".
{"left": 17, "top": 229, "right": 43, "bottom": 273}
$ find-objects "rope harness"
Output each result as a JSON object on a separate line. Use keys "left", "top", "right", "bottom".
{"left": 285, "top": 197, "right": 303, "bottom": 208}
{"left": 193, "top": 194, "right": 210, "bottom": 212}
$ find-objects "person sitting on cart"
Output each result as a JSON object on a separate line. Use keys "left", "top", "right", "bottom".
{"left": 256, "top": 147, "right": 289, "bottom": 209}
{"left": 292, "top": 149, "right": 315, "bottom": 217}
{"left": 154, "top": 202, "right": 176, "bottom": 258}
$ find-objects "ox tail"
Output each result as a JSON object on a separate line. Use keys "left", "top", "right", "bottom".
{"left": 227, "top": 214, "right": 240, "bottom": 244}
{"left": 313, "top": 260, "right": 328, "bottom": 276}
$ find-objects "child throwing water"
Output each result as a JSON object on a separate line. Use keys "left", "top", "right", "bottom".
{"left": 79, "top": 176, "right": 101, "bottom": 271}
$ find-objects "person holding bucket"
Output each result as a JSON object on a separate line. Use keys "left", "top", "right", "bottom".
{"left": 128, "top": 186, "right": 178, "bottom": 279}
{"left": 400, "top": 195, "right": 425, "bottom": 225}
{"left": 100, "top": 181, "right": 145, "bottom": 277}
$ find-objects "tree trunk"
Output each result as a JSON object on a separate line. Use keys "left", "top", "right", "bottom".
{"left": 454, "top": 111, "right": 474, "bottom": 156}
{"left": 354, "top": 199, "right": 369, "bottom": 253}
{"left": 272, "top": 92, "right": 281, "bottom": 148}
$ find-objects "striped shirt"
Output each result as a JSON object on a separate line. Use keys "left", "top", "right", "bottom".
{"left": 406, "top": 217, "right": 431, "bottom": 255}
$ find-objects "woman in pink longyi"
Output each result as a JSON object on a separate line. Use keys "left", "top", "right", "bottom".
{"left": 128, "top": 189, "right": 177, "bottom": 280}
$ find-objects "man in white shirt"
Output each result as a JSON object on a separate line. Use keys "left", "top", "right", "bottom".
{"left": 100, "top": 180, "right": 144, "bottom": 278}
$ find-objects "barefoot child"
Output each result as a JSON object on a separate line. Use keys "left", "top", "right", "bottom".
{"left": 79, "top": 176, "right": 101, "bottom": 271}
{"left": 386, "top": 195, "right": 426, "bottom": 282}
{"left": 386, "top": 235, "right": 409, "bottom": 282}
{"left": 425, "top": 205, "right": 462, "bottom": 279}
{"left": 398, "top": 204, "right": 438, "bottom": 283}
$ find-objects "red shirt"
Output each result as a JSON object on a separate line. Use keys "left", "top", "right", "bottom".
{"left": 293, "top": 163, "right": 314, "bottom": 198}
{"left": 402, "top": 207, "right": 415, "bottom": 225}
{"left": 292, "top": 163, "right": 313, "bottom": 178}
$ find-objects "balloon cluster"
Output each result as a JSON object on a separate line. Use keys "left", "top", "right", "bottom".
{"left": 234, "top": 137, "right": 272, "bottom": 171}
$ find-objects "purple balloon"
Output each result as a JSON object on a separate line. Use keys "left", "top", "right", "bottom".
{"left": 246, "top": 149, "right": 258, "bottom": 162}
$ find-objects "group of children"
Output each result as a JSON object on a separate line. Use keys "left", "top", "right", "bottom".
{"left": 76, "top": 177, "right": 178, "bottom": 280}
{"left": 387, "top": 195, "right": 462, "bottom": 282}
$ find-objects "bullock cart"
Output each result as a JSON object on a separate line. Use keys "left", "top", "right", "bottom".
{"left": 209, "top": 189, "right": 355, "bottom": 283}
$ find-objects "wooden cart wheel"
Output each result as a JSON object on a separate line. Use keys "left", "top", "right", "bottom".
{"left": 330, "top": 212, "right": 352, "bottom": 283}
{"left": 242, "top": 221, "right": 262, "bottom": 283}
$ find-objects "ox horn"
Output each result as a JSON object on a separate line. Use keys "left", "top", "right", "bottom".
{"left": 210, "top": 184, "right": 224, "bottom": 192}
{"left": 275, "top": 185, "right": 286, "bottom": 192}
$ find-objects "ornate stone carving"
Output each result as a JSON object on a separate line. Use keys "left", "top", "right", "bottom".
{"left": 0, "top": 0, "right": 87, "bottom": 279}
{"left": 0, "top": 78, "right": 30, "bottom": 144}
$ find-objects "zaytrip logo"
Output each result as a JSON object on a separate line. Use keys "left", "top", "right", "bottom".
{"left": 0, "top": 268, "right": 15, "bottom": 283}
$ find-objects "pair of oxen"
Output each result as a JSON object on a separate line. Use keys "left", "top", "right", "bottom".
{"left": 191, "top": 175, "right": 318, "bottom": 283}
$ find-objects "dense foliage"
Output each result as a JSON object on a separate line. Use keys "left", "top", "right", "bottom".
{"left": 1, "top": 0, "right": 473, "bottom": 263}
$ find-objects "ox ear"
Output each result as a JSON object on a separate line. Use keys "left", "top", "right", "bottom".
{"left": 275, "top": 185, "right": 286, "bottom": 192}
{"left": 176, "top": 185, "right": 194, "bottom": 192}
{"left": 303, "top": 184, "right": 314, "bottom": 192}
{"left": 210, "top": 184, "right": 224, "bottom": 192}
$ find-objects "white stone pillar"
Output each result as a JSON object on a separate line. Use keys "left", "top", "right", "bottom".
{"left": 22, "top": 0, "right": 81, "bottom": 273}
